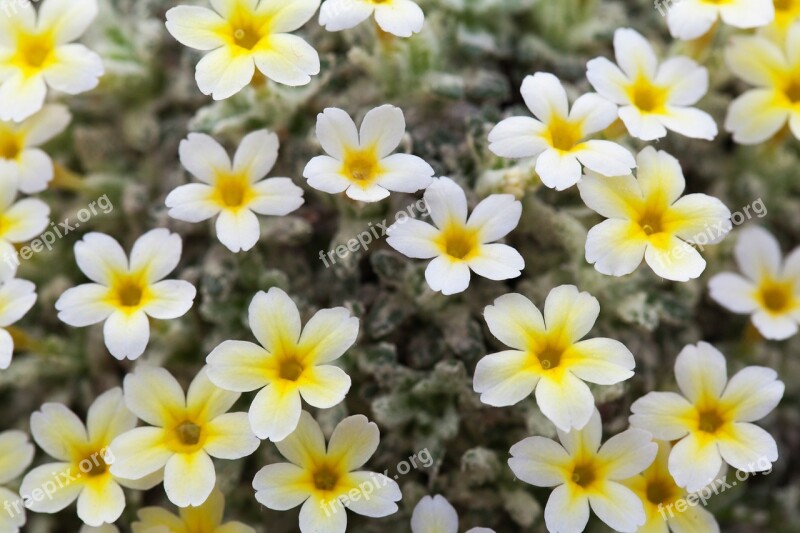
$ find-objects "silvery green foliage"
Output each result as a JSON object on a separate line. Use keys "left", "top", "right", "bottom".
{"left": 2, "top": 0, "right": 798, "bottom": 531}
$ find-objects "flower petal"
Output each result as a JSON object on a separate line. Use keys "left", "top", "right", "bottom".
{"left": 233, "top": 129, "right": 278, "bottom": 181}
{"left": 424, "top": 177, "right": 468, "bottom": 228}
{"left": 544, "top": 285, "right": 599, "bottom": 343}
{"left": 144, "top": 280, "right": 196, "bottom": 320}
{"left": 207, "top": 340, "right": 271, "bottom": 392}
{"left": 566, "top": 338, "right": 635, "bottom": 385}
{"left": 708, "top": 273, "right": 759, "bottom": 314}
{"left": 203, "top": 412, "right": 259, "bottom": 459}
{"left": 274, "top": 410, "right": 326, "bottom": 468}
{"left": 373, "top": 0, "right": 425, "bottom": 37}
{"left": 196, "top": 47, "right": 255, "bottom": 100}
{"left": 585, "top": 219, "right": 647, "bottom": 277}
{"left": 298, "top": 364, "right": 351, "bottom": 408}
{"left": 483, "top": 292, "right": 545, "bottom": 351}
{"left": 179, "top": 133, "right": 232, "bottom": 184}
{"left": 467, "top": 243, "right": 524, "bottom": 281}
{"left": 721, "top": 366, "right": 784, "bottom": 422}
{"left": 589, "top": 481, "right": 647, "bottom": 532}
{"left": 487, "top": 116, "right": 548, "bottom": 159}
{"left": 165, "top": 5, "right": 228, "bottom": 50}
{"left": 717, "top": 422, "right": 778, "bottom": 473}
{"left": 374, "top": 153, "right": 434, "bottom": 193}
{"left": 386, "top": 218, "right": 440, "bottom": 259}
{"left": 77, "top": 478, "right": 125, "bottom": 527}
{"left": 123, "top": 365, "right": 186, "bottom": 427}
{"left": 668, "top": 434, "right": 723, "bottom": 492}
{"left": 466, "top": 194, "right": 521, "bottom": 243}
{"left": 249, "top": 287, "right": 301, "bottom": 354}
{"left": 544, "top": 484, "right": 590, "bottom": 533}
{"left": 249, "top": 384, "right": 302, "bottom": 441}
{"left": 359, "top": 104, "right": 405, "bottom": 157}
{"left": 410, "top": 494, "right": 459, "bottom": 533}
{"left": 103, "top": 310, "right": 150, "bottom": 360}
{"left": 43, "top": 44, "right": 104, "bottom": 95}
{"left": 249, "top": 178, "right": 305, "bottom": 216}
{"left": 508, "top": 436, "right": 571, "bottom": 487}
{"left": 535, "top": 373, "right": 595, "bottom": 431}
{"left": 253, "top": 34, "right": 319, "bottom": 87}
{"left": 315, "top": 108, "right": 359, "bottom": 160}
{"left": 424, "top": 256, "right": 471, "bottom": 295}
{"left": 31, "top": 403, "right": 87, "bottom": 461}
{"left": 596, "top": 428, "right": 658, "bottom": 480}
{"left": 253, "top": 462, "right": 310, "bottom": 510}
{"left": 629, "top": 391, "right": 695, "bottom": 440}
{"left": 675, "top": 342, "right": 727, "bottom": 403}
{"left": 164, "top": 451, "right": 216, "bottom": 507}
{"left": 327, "top": 414, "right": 379, "bottom": 471}
{"left": 215, "top": 209, "right": 261, "bottom": 252}
{"left": 74, "top": 233, "right": 128, "bottom": 285}
{"left": 473, "top": 350, "right": 538, "bottom": 406}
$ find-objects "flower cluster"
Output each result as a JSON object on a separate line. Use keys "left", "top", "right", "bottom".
{"left": 0, "top": 0, "right": 794, "bottom": 532}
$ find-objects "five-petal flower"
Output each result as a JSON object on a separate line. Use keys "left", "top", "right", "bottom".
{"left": 131, "top": 487, "right": 255, "bottom": 533}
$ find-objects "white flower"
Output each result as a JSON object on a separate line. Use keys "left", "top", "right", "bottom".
{"left": 0, "top": 105, "right": 71, "bottom": 193}
{"left": 319, "top": 0, "right": 424, "bottom": 37}
{"left": 303, "top": 105, "right": 434, "bottom": 202}
{"left": 411, "top": 494, "right": 495, "bottom": 533}
{"left": 0, "top": 430, "right": 34, "bottom": 533}
{"left": 165, "top": 0, "right": 321, "bottom": 99}
{"left": 0, "top": 277, "right": 37, "bottom": 369}
{"left": 166, "top": 130, "right": 305, "bottom": 253}
{"left": 132, "top": 487, "right": 254, "bottom": 533}
{"left": 488, "top": 72, "right": 635, "bottom": 191}
{"left": 509, "top": 409, "right": 657, "bottom": 533}
{"left": 386, "top": 177, "right": 524, "bottom": 295}
{"left": 55, "top": 229, "right": 197, "bottom": 360}
{"left": 207, "top": 287, "right": 357, "bottom": 442}
{"left": 578, "top": 147, "right": 732, "bottom": 282}
{"left": 630, "top": 342, "right": 784, "bottom": 493}
{"left": 666, "top": 0, "right": 774, "bottom": 41}
{"left": 20, "top": 389, "right": 157, "bottom": 527}
{"left": 0, "top": 185, "right": 50, "bottom": 281}
{"left": 0, "top": 0, "right": 104, "bottom": 122}
{"left": 710, "top": 226, "right": 800, "bottom": 340}
{"left": 109, "top": 365, "right": 260, "bottom": 507}
{"left": 474, "top": 287, "right": 635, "bottom": 432}
{"left": 253, "top": 411, "right": 401, "bottom": 533}
{"left": 724, "top": 23, "right": 800, "bottom": 144}
{"left": 586, "top": 28, "right": 717, "bottom": 141}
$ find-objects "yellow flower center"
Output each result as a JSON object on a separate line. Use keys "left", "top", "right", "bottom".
{"left": 0, "top": 130, "right": 22, "bottom": 160}
{"left": 628, "top": 77, "right": 668, "bottom": 114}
{"left": 233, "top": 26, "right": 262, "bottom": 50}
{"left": 570, "top": 462, "right": 597, "bottom": 488}
{"left": 222, "top": 3, "right": 271, "bottom": 52}
{"left": 535, "top": 345, "right": 563, "bottom": 370}
{"left": 438, "top": 225, "right": 479, "bottom": 261}
{"left": 12, "top": 30, "right": 55, "bottom": 74}
{"left": 110, "top": 276, "right": 148, "bottom": 309}
{"left": 342, "top": 148, "right": 381, "bottom": 185}
{"left": 696, "top": 407, "right": 725, "bottom": 434}
{"left": 758, "top": 279, "right": 794, "bottom": 313}
{"left": 313, "top": 466, "right": 340, "bottom": 492}
{"left": 278, "top": 357, "right": 305, "bottom": 381}
{"left": 176, "top": 421, "right": 202, "bottom": 446}
{"left": 774, "top": 0, "right": 793, "bottom": 9}
{"left": 784, "top": 79, "right": 800, "bottom": 104}
{"left": 545, "top": 116, "right": 583, "bottom": 152}
{"left": 80, "top": 452, "right": 109, "bottom": 477}
{"left": 646, "top": 478, "right": 679, "bottom": 505}
{"left": 215, "top": 173, "right": 252, "bottom": 208}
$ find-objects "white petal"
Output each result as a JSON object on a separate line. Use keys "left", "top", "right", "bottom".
{"left": 557, "top": 408, "right": 602, "bottom": 455}
{"left": 614, "top": 28, "right": 657, "bottom": 79}
{"left": 717, "top": 422, "right": 778, "bottom": 472}
{"left": 577, "top": 172, "right": 641, "bottom": 219}
{"left": 668, "top": 434, "right": 723, "bottom": 492}
{"left": 304, "top": 155, "right": 350, "bottom": 193}
{"left": 373, "top": 0, "right": 425, "bottom": 37}
{"left": 374, "top": 153, "right": 434, "bottom": 193}
{"left": 0, "top": 328, "right": 11, "bottom": 369}
{"left": 543, "top": 285, "right": 600, "bottom": 342}
{"left": 424, "top": 177, "right": 468, "bottom": 228}
{"left": 206, "top": 340, "right": 271, "bottom": 392}
{"left": 1, "top": 198, "right": 50, "bottom": 242}
{"left": 635, "top": 147, "right": 685, "bottom": 204}
{"left": 122, "top": 365, "right": 186, "bottom": 427}
{"left": 520, "top": 73, "right": 569, "bottom": 123}
{"left": 719, "top": 0, "right": 775, "bottom": 29}
{"left": 103, "top": 310, "right": 150, "bottom": 360}
{"left": 43, "top": 44, "right": 104, "bottom": 94}
{"left": 752, "top": 310, "right": 798, "bottom": 340}
{"left": 274, "top": 410, "right": 326, "bottom": 468}
{"left": 14, "top": 149, "right": 53, "bottom": 194}
{"left": 535, "top": 373, "right": 595, "bottom": 431}
{"left": 297, "top": 307, "right": 359, "bottom": 364}
{"left": 709, "top": 273, "right": 758, "bottom": 313}
{"left": 298, "top": 365, "right": 351, "bottom": 408}
{"left": 586, "top": 57, "right": 630, "bottom": 105}
{"left": 659, "top": 107, "right": 718, "bottom": 140}
{"left": 585, "top": 219, "right": 647, "bottom": 277}
{"left": 0, "top": 486, "right": 25, "bottom": 530}
{"left": 0, "top": 278, "right": 36, "bottom": 327}
{"left": 31, "top": 403, "right": 87, "bottom": 461}
{"left": 644, "top": 237, "right": 706, "bottom": 282}
{"left": 483, "top": 292, "right": 545, "bottom": 351}
{"left": 567, "top": 338, "right": 635, "bottom": 385}
{"left": 655, "top": 57, "right": 708, "bottom": 106}
{"left": 668, "top": 193, "right": 731, "bottom": 245}
{"left": 589, "top": 481, "right": 647, "bottom": 532}
{"left": 721, "top": 366, "right": 784, "bottom": 422}
{"left": 165, "top": 6, "right": 227, "bottom": 51}
{"left": 249, "top": 177, "right": 304, "bottom": 215}
{"left": 0, "top": 74, "right": 47, "bottom": 122}
{"left": 20, "top": 104, "right": 71, "bottom": 146}
{"left": 467, "top": 243, "right": 524, "bottom": 281}
{"left": 77, "top": 478, "right": 125, "bottom": 527}
{"left": 596, "top": 428, "right": 657, "bottom": 480}
{"left": 386, "top": 218, "right": 440, "bottom": 259}
{"left": 319, "top": 0, "right": 374, "bottom": 31}
{"left": 19, "top": 463, "right": 82, "bottom": 513}
{"left": 629, "top": 391, "right": 694, "bottom": 441}
{"left": 315, "top": 108, "right": 358, "bottom": 160}
{"left": 424, "top": 256, "right": 470, "bottom": 295}
{"left": 345, "top": 183, "right": 390, "bottom": 202}
{"left": 258, "top": 0, "right": 321, "bottom": 33}
{"left": 233, "top": 129, "right": 278, "bottom": 181}
{"left": 249, "top": 287, "right": 301, "bottom": 354}
{"left": 108, "top": 427, "right": 173, "bottom": 480}
{"left": 185, "top": 367, "right": 240, "bottom": 423}
{"left": 327, "top": 414, "right": 379, "bottom": 471}
{"left": 508, "top": 436, "right": 571, "bottom": 487}
{"left": 725, "top": 89, "right": 789, "bottom": 145}
{"left": 143, "top": 280, "right": 196, "bottom": 320}
{"left": 203, "top": 412, "right": 259, "bottom": 459}
{"left": 535, "top": 149, "right": 582, "bottom": 191}
{"left": 573, "top": 140, "right": 635, "bottom": 178}
{"left": 666, "top": 1, "right": 719, "bottom": 40}
{"left": 473, "top": 350, "right": 538, "bottom": 406}
{"left": 299, "top": 495, "right": 347, "bottom": 533}
{"left": 164, "top": 451, "right": 216, "bottom": 507}
{"left": 466, "top": 194, "right": 521, "bottom": 243}
{"left": 249, "top": 385, "right": 302, "bottom": 441}
{"left": 253, "top": 462, "right": 310, "bottom": 510}
{"left": 735, "top": 225, "right": 782, "bottom": 281}
{"left": 74, "top": 233, "right": 128, "bottom": 285}
{"left": 344, "top": 472, "right": 401, "bottom": 517}
{"left": 215, "top": 209, "right": 260, "bottom": 252}
{"left": 359, "top": 105, "right": 405, "bottom": 157}
{"left": 165, "top": 183, "right": 220, "bottom": 222}
{"left": 487, "top": 116, "right": 548, "bottom": 159}
{"left": 410, "top": 494, "right": 458, "bottom": 533}
{"left": 86, "top": 387, "right": 136, "bottom": 445}
{"left": 675, "top": 342, "right": 727, "bottom": 403}
{"left": 619, "top": 106, "right": 667, "bottom": 141}
{"left": 569, "top": 92, "right": 618, "bottom": 134}
{"left": 179, "top": 133, "right": 231, "bottom": 184}
{"left": 130, "top": 228, "right": 182, "bottom": 282}
{"left": 38, "top": 0, "right": 98, "bottom": 44}
{"left": 196, "top": 47, "right": 255, "bottom": 100}
{"left": 0, "top": 430, "right": 34, "bottom": 484}
{"left": 253, "top": 34, "right": 320, "bottom": 87}
{"left": 544, "top": 485, "right": 590, "bottom": 533}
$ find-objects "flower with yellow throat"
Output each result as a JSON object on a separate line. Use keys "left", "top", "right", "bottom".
{"left": 253, "top": 411, "right": 401, "bottom": 533}
{"left": 0, "top": 0, "right": 104, "bottom": 122}
{"left": 132, "top": 487, "right": 255, "bottom": 533}
{"left": 165, "top": 0, "right": 321, "bottom": 100}
{"left": 109, "top": 366, "right": 260, "bottom": 507}
{"left": 207, "top": 287, "right": 358, "bottom": 441}
{"left": 630, "top": 342, "right": 784, "bottom": 493}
